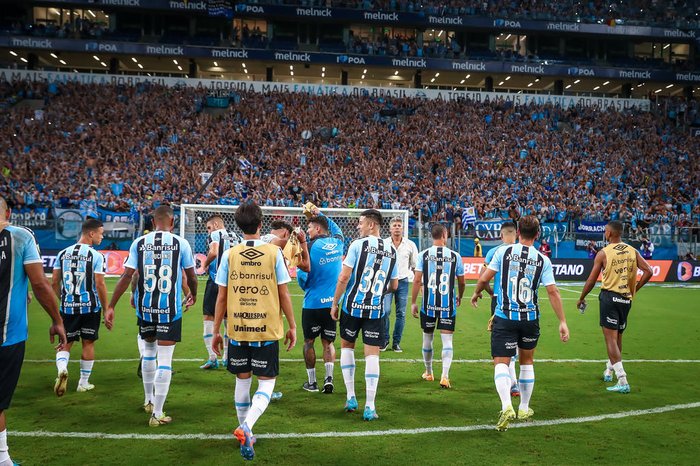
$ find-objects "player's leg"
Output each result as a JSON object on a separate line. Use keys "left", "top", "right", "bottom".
{"left": 361, "top": 318, "right": 383, "bottom": 421}
{"left": 136, "top": 332, "right": 145, "bottom": 378}
{"left": 77, "top": 312, "right": 100, "bottom": 392}
{"left": 439, "top": 327, "right": 455, "bottom": 388}
{"left": 421, "top": 313, "right": 435, "bottom": 380}
{"left": 301, "top": 308, "right": 319, "bottom": 391}
{"left": 200, "top": 280, "right": 219, "bottom": 369}
{"left": 339, "top": 313, "right": 358, "bottom": 412}
{"left": 515, "top": 319, "right": 539, "bottom": 420}
{"left": 320, "top": 308, "right": 337, "bottom": 394}
{"left": 139, "top": 320, "right": 158, "bottom": 413}
{"left": 77, "top": 339, "right": 95, "bottom": 392}
{"left": 150, "top": 339, "right": 176, "bottom": 426}
{"left": 228, "top": 343, "right": 253, "bottom": 431}
{"left": 55, "top": 313, "right": 77, "bottom": 397}
{"left": 491, "top": 317, "right": 517, "bottom": 431}
{"left": 391, "top": 278, "right": 409, "bottom": 352}
{"left": 509, "top": 350, "right": 520, "bottom": 396}
{"left": 0, "top": 341, "right": 26, "bottom": 466}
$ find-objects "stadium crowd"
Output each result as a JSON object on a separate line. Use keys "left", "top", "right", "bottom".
{"left": 0, "top": 80, "right": 698, "bottom": 230}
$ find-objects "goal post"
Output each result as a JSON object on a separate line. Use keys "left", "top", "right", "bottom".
{"left": 179, "top": 204, "right": 410, "bottom": 256}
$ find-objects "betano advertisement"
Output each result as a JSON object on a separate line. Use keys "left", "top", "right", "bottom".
{"left": 41, "top": 251, "right": 700, "bottom": 283}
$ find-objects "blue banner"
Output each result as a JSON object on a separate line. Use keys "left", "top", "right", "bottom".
{"left": 3, "top": 35, "right": 700, "bottom": 85}
{"left": 474, "top": 220, "right": 503, "bottom": 241}
{"left": 540, "top": 222, "right": 568, "bottom": 242}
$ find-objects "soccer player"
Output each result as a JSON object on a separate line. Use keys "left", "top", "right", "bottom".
{"left": 51, "top": 218, "right": 109, "bottom": 395}
{"left": 105, "top": 205, "right": 198, "bottom": 427}
{"left": 0, "top": 196, "right": 67, "bottom": 466}
{"left": 481, "top": 222, "right": 520, "bottom": 396}
{"left": 211, "top": 201, "right": 297, "bottom": 461}
{"left": 577, "top": 220, "right": 652, "bottom": 393}
{"left": 296, "top": 207, "right": 344, "bottom": 393}
{"left": 260, "top": 220, "right": 294, "bottom": 248}
{"left": 331, "top": 209, "right": 398, "bottom": 421}
{"left": 410, "top": 224, "right": 465, "bottom": 388}
{"left": 382, "top": 216, "right": 418, "bottom": 353}
{"left": 200, "top": 215, "right": 240, "bottom": 370}
{"left": 471, "top": 215, "right": 569, "bottom": 432}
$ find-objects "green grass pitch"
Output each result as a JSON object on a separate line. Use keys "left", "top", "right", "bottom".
{"left": 7, "top": 279, "right": 700, "bottom": 465}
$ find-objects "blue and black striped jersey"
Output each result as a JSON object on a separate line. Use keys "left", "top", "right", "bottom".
{"left": 207, "top": 228, "right": 240, "bottom": 281}
{"left": 416, "top": 246, "right": 464, "bottom": 318}
{"left": 54, "top": 243, "right": 105, "bottom": 314}
{"left": 487, "top": 244, "right": 555, "bottom": 321}
{"left": 342, "top": 236, "right": 398, "bottom": 319}
{"left": 124, "top": 231, "right": 195, "bottom": 323}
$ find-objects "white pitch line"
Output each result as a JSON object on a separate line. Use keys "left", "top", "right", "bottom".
{"left": 11, "top": 401, "right": 700, "bottom": 441}
{"left": 24, "top": 358, "right": 700, "bottom": 364}
{"left": 558, "top": 286, "right": 597, "bottom": 297}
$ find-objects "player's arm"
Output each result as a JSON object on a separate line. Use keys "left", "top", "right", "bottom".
{"left": 635, "top": 249, "right": 653, "bottom": 292}
{"left": 51, "top": 268, "right": 62, "bottom": 299}
{"left": 479, "top": 260, "right": 494, "bottom": 297}
{"left": 410, "top": 270, "right": 422, "bottom": 318}
{"left": 279, "top": 282, "right": 297, "bottom": 351}
{"left": 183, "top": 266, "right": 198, "bottom": 308}
{"left": 546, "top": 284, "right": 570, "bottom": 342}
{"left": 212, "top": 284, "right": 227, "bottom": 356}
{"left": 95, "top": 273, "right": 110, "bottom": 329}
{"left": 26, "top": 262, "right": 67, "bottom": 349}
{"left": 387, "top": 277, "right": 398, "bottom": 293}
{"left": 577, "top": 249, "right": 606, "bottom": 308}
{"left": 325, "top": 213, "right": 344, "bottom": 240}
{"left": 129, "top": 271, "right": 138, "bottom": 308}
{"left": 295, "top": 230, "right": 310, "bottom": 273}
{"left": 203, "top": 241, "right": 219, "bottom": 269}
{"left": 472, "top": 268, "right": 496, "bottom": 307}
{"left": 330, "top": 264, "right": 353, "bottom": 321}
{"left": 456, "top": 274, "right": 466, "bottom": 307}
{"left": 106, "top": 266, "right": 135, "bottom": 328}
{"left": 269, "top": 236, "right": 286, "bottom": 248}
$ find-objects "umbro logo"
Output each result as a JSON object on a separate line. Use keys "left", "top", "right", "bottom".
{"left": 612, "top": 244, "right": 627, "bottom": 251}
{"left": 322, "top": 243, "right": 337, "bottom": 251}
{"left": 240, "top": 248, "right": 265, "bottom": 261}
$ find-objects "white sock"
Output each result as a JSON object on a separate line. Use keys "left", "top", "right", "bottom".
{"left": 605, "top": 360, "right": 614, "bottom": 376}
{"left": 307, "top": 368, "right": 316, "bottom": 384}
{"left": 340, "top": 348, "right": 356, "bottom": 399}
{"left": 365, "top": 355, "right": 380, "bottom": 411}
{"left": 137, "top": 334, "right": 145, "bottom": 358}
{"left": 440, "top": 333, "right": 453, "bottom": 380}
{"left": 422, "top": 332, "right": 434, "bottom": 374}
{"left": 153, "top": 344, "right": 175, "bottom": 417}
{"left": 509, "top": 356, "right": 517, "bottom": 386}
{"left": 245, "top": 379, "right": 276, "bottom": 429}
{"left": 325, "top": 362, "right": 334, "bottom": 380}
{"left": 0, "top": 429, "right": 11, "bottom": 465}
{"left": 234, "top": 377, "right": 252, "bottom": 426}
{"left": 223, "top": 319, "right": 229, "bottom": 361}
{"left": 518, "top": 365, "right": 535, "bottom": 411}
{"left": 56, "top": 350, "right": 70, "bottom": 374}
{"left": 203, "top": 320, "right": 216, "bottom": 361}
{"left": 142, "top": 340, "right": 157, "bottom": 405}
{"left": 612, "top": 361, "right": 628, "bottom": 385}
{"left": 494, "top": 363, "right": 513, "bottom": 411}
{"left": 79, "top": 359, "right": 94, "bottom": 386}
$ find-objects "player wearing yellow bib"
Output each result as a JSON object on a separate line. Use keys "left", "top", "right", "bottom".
{"left": 578, "top": 220, "right": 652, "bottom": 394}
{"left": 212, "top": 202, "right": 297, "bottom": 461}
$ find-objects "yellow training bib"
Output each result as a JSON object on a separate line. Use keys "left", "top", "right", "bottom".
{"left": 601, "top": 242, "right": 638, "bottom": 298}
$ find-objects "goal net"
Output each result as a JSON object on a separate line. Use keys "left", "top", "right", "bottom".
{"left": 179, "top": 204, "right": 410, "bottom": 258}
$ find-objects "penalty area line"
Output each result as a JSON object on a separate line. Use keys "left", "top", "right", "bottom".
{"left": 11, "top": 402, "right": 700, "bottom": 441}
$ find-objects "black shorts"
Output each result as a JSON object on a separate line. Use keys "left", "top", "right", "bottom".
{"left": 339, "top": 313, "right": 384, "bottom": 347}
{"left": 0, "top": 341, "right": 26, "bottom": 410}
{"left": 62, "top": 311, "right": 101, "bottom": 342}
{"left": 138, "top": 317, "right": 182, "bottom": 342}
{"left": 302, "top": 308, "right": 337, "bottom": 341}
{"left": 420, "top": 312, "right": 456, "bottom": 333}
{"left": 490, "top": 297, "right": 497, "bottom": 316}
{"left": 227, "top": 341, "right": 279, "bottom": 378}
{"left": 599, "top": 289, "right": 632, "bottom": 333}
{"left": 491, "top": 316, "right": 540, "bottom": 358}
{"left": 203, "top": 279, "right": 218, "bottom": 317}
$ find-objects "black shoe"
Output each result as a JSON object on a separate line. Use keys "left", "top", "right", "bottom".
{"left": 137, "top": 357, "right": 143, "bottom": 379}
{"left": 392, "top": 344, "right": 403, "bottom": 353}
{"left": 322, "top": 376, "right": 334, "bottom": 394}
{"left": 302, "top": 381, "right": 319, "bottom": 392}
{"left": 380, "top": 343, "right": 390, "bottom": 352}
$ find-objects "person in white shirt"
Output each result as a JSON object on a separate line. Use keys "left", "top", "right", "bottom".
{"left": 381, "top": 216, "right": 418, "bottom": 352}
